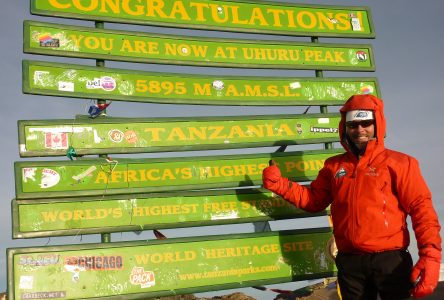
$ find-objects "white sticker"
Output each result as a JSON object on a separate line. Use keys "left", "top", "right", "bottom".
{"left": 72, "top": 166, "right": 97, "bottom": 181}
{"left": 45, "top": 132, "right": 69, "bottom": 150}
{"left": 289, "top": 82, "right": 301, "bottom": 89}
{"left": 19, "top": 275, "right": 34, "bottom": 289}
{"left": 22, "top": 168, "right": 37, "bottom": 182}
{"left": 318, "top": 118, "right": 330, "bottom": 124}
{"left": 351, "top": 17, "right": 361, "bottom": 31}
{"left": 33, "top": 71, "right": 49, "bottom": 85}
{"left": 86, "top": 76, "right": 116, "bottom": 91}
{"left": 130, "top": 267, "right": 156, "bottom": 288}
{"left": 40, "top": 169, "right": 60, "bottom": 189}
{"left": 58, "top": 81, "right": 74, "bottom": 92}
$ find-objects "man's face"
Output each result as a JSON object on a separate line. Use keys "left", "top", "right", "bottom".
{"left": 345, "top": 120, "right": 375, "bottom": 151}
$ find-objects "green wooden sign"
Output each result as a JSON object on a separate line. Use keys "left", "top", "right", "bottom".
{"left": 23, "top": 60, "right": 380, "bottom": 106}
{"left": 8, "top": 228, "right": 336, "bottom": 299}
{"left": 12, "top": 189, "right": 328, "bottom": 238}
{"left": 19, "top": 113, "right": 342, "bottom": 157}
{"left": 24, "top": 21, "right": 375, "bottom": 70}
{"left": 31, "top": 0, "right": 374, "bottom": 38}
{"left": 15, "top": 149, "right": 343, "bottom": 199}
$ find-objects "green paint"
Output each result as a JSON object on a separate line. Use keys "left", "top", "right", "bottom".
{"left": 15, "top": 149, "right": 343, "bottom": 199}
{"left": 23, "top": 60, "right": 379, "bottom": 105}
{"left": 13, "top": 190, "right": 327, "bottom": 238}
{"left": 9, "top": 229, "right": 336, "bottom": 299}
{"left": 19, "top": 112, "right": 342, "bottom": 157}
{"left": 31, "top": 0, "right": 374, "bottom": 38}
{"left": 24, "top": 21, "right": 375, "bottom": 70}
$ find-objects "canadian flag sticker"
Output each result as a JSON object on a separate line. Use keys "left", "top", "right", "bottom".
{"left": 45, "top": 132, "right": 68, "bottom": 149}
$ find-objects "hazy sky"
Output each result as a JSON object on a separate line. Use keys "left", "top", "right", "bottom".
{"left": 1, "top": 0, "right": 443, "bottom": 298}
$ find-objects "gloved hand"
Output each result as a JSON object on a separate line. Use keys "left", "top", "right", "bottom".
{"left": 410, "top": 247, "right": 441, "bottom": 298}
{"left": 262, "top": 160, "right": 291, "bottom": 196}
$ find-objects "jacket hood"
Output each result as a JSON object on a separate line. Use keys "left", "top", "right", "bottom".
{"left": 339, "top": 94, "right": 386, "bottom": 156}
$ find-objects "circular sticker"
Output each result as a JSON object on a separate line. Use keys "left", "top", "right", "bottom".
{"left": 124, "top": 130, "right": 138, "bottom": 144}
{"left": 212, "top": 80, "right": 225, "bottom": 91}
{"left": 40, "top": 168, "right": 60, "bottom": 189}
{"left": 356, "top": 51, "right": 368, "bottom": 62}
{"left": 109, "top": 129, "right": 124, "bottom": 143}
{"left": 101, "top": 76, "right": 116, "bottom": 91}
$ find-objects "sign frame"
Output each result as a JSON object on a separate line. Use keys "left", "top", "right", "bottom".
{"left": 18, "top": 113, "right": 342, "bottom": 157}
{"left": 8, "top": 227, "right": 336, "bottom": 300}
{"left": 14, "top": 148, "right": 343, "bottom": 199}
{"left": 30, "top": 0, "right": 375, "bottom": 38}
{"left": 23, "top": 21, "right": 376, "bottom": 71}
{"left": 23, "top": 60, "right": 380, "bottom": 106}
{"left": 12, "top": 188, "right": 328, "bottom": 239}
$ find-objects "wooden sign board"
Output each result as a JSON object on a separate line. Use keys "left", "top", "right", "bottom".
{"left": 14, "top": 149, "right": 343, "bottom": 199}
{"left": 23, "top": 60, "right": 379, "bottom": 105}
{"left": 8, "top": 228, "right": 336, "bottom": 299}
{"left": 31, "top": 0, "right": 374, "bottom": 38}
{"left": 24, "top": 21, "right": 375, "bottom": 70}
{"left": 12, "top": 189, "right": 328, "bottom": 238}
{"left": 18, "top": 113, "right": 341, "bottom": 157}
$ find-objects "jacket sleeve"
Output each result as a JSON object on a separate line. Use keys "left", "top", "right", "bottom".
{"left": 396, "top": 157, "right": 441, "bottom": 253}
{"left": 281, "top": 165, "right": 333, "bottom": 213}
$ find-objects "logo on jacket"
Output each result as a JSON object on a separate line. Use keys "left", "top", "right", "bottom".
{"left": 366, "top": 166, "right": 379, "bottom": 176}
{"left": 335, "top": 167, "right": 347, "bottom": 178}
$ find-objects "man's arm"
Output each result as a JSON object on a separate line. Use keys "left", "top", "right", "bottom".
{"left": 397, "top": 157, "right": 441, "bottom": 298}
{"left": 262, "top": 160, "right": 332, "bottom": 212}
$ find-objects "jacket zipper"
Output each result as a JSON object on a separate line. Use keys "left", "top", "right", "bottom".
{"left": 350, "top": 160, "right": 359, "bottom": 249}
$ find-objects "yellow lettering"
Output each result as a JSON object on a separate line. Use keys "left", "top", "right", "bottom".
{"left": 167, "top": 127, "right": 187, "bottom": 141}
{"left": 122, "top": 0, "right": 144, "bottom": 16}
{"left": 100, "top": 0, "right": 119, "bottom": 14}
{"left": 120, "top": 39, "right": 134, "bottom": 53}
{"left": 214, "top": 46, "right": 227, "bottom": 58}
{"left": 297, "top": 11, "right": 317, "bottom": 29}
{"left": 249, "top": 8, "right": 268, "bottom": 26}
{"left": 146, "top": 169, "right": 161, "bottom": 180}
{"left": 316, "top": 12, "right": 335, "bottom": 30}
{"left": 189, "top": 2, "right": 208, "bottom": 21}
{"left": 48, "top": 0, "right": 71, "bottom": 9}
{"left": 41, "top": 211, "right": 58, "bottom": 222}
{"left": 144, "top": 128, "right": 166, "bottom": 142}
{"left": 73, "top": 0, "right": 97, "bottom": 12}
{"left": 335, "top": 13, "right": 350, "bottom": 30}
{"left": 227, "top": 126, "right": 246, "bottom": 139}
{"left": 95, "top": 171, "right": 109, "bottom": 183}
{"left": 267, "top": 8, "right": 285, "bottom": 27}
{"left": 146, "top": 0, "right": 168, "bottom": 18}
{"left": 225, "top": 84, "right": 240, "bottom": 96}
{"left": 209, "top": 4, "right": 229, "bottom": 23}
{"left": 208, "top": 126, "right": 225, "bottom": 140}
{"left": 110, "top": 171, "right": 124, "bottom": 183}
{"left": 230, "top": 6, "right": 248, "bottom": 25}
{"left": 188, "top": 127, "right": 207, "bottom": 141}
{"left": 170, "top": 1, "right": 191, "bottom": 20}
{"left": 276, "top": 123, "right": 295, "bottom": 136}
{"left": 193, "top": 83, "right": 211, "bottom": 96}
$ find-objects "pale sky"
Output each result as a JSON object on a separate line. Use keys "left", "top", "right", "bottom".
{"left": 1, "top": 0, "right": 443, "bottom": 298}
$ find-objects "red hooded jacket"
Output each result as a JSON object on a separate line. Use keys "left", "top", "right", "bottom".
{"left": 278, "top": 94, "right": 441, "bottom": 254}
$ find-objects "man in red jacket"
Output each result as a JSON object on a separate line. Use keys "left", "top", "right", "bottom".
{"left": 263, "top": 94, "right": 441, "bottom": 299}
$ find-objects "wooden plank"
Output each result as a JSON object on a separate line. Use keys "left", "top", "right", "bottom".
{"left": 31, "top": 0, "right": 375, "bottom": 38}
{"left": 18, "top": 112, "right": 342, "bottom": 157}
{"left": 12, "top": 189, "right": 328, "bottom": 238}
{"left": 8, "top": 228, "right": 336, "bottom": 299}
{"left": 23, "top": 60, "right": 379, "bottom": 106}
{"left": 24, "top": 21, "right": 375, "bottom": 71}
{"left": 14, "top": 149, "right": 343, "bottom": 199}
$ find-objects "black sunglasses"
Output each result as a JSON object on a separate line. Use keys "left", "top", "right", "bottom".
{"left": 345, "top": 120, "right": 374, "bottom": 129}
